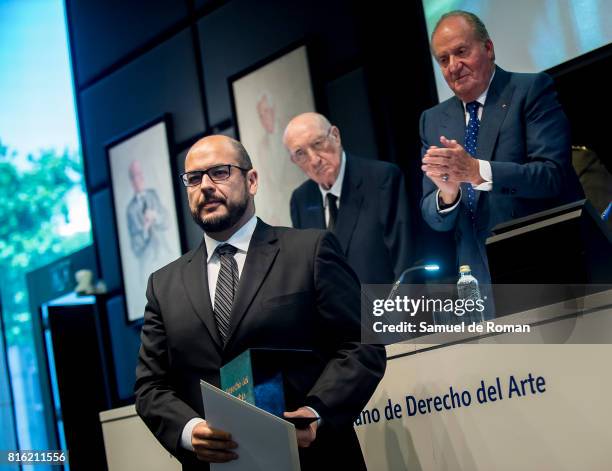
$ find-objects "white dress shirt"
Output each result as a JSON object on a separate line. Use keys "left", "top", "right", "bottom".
{"left": 318, "top": 151, "right": 346, "bottom": 226}
{"left": 204, "top": 215, "right": 257, "bottom": 307}
{"left": 180, "top": 215, "right": 257, "bottom": 451}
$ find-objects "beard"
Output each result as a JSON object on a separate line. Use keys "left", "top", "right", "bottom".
{"left": 191, "top": 190, "right": 249, "bottom": 234}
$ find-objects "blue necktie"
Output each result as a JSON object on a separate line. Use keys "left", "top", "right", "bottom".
{"left": 464, "top": 101, "right": 480, "bottom": 220}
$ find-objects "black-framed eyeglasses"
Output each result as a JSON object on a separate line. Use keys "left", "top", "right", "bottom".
{"left": 180, "top": 164, "right": 251, "bottom": 187}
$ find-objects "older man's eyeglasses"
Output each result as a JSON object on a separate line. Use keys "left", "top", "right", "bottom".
{"left": 290, "top": 127, "right": 333, "bottom": 163}
{"left": 180, "top": 164, "right": 251, "bottom": 187}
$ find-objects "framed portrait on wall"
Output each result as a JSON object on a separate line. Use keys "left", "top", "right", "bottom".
{"left": 229, "top": 43, "right": 315, "bottom": 226}
{"left": 106, "top": 116, "right": 182, "bottom": 323}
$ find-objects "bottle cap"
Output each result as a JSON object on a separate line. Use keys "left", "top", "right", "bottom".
{"left": 459, "top": 265, "right": 471, "bottom": 274}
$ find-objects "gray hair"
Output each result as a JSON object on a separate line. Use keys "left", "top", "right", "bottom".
{"left": 433, "top": 10, "right": 490, "bottom": 43}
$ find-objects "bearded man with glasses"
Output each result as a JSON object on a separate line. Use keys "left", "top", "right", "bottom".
{"left": 135, "top": 135, "right": 385, "bottom": 471}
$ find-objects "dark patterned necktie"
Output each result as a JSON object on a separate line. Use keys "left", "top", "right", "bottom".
{"left": 213, "top": 244, "right": 238, "bottom": 342}
{"left": 326, "top": 193, "right": 338, "bottom": 231}
{"left": 464, "top": 101, "right": 480, "bottom": 220}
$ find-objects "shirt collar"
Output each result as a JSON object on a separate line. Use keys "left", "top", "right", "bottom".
{"left": 319, "top": 151, "right": 346, "bottom": 207}
{"left": 463, "top": 68, "right": 496, "bottom": 110}
{"left": 204, "top": 214, "right": 258, "bottom": 263}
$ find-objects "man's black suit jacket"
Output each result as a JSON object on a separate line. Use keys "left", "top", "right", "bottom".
{"left": 290, "top": 154, "right": 412, "bottom": 285}
{"left": 134, "top": 219, "right": 386, "bottom": 470}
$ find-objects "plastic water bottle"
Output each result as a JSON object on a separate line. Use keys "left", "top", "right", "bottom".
{"left": 456, "top": 265, "right": 483, "bottom": 324}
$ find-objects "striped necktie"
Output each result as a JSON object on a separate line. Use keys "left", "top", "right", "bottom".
{"left": 213, "top": 244, "right": 238, "bottom": 343}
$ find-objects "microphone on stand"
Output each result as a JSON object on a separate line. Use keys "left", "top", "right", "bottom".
{"left": 386, "top": 263, "right": 440, "bottom": 301}
{"left": 361, "top": 263, "right": 441, "bottom": 345}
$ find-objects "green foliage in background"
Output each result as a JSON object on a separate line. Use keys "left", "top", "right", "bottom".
{"left": 0, "top": 139, "right": 91, "bottom": 345}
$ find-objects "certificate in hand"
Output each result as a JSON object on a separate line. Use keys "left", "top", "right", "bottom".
{"left": 200, "top": 380, "right": 301, "bottom": 471}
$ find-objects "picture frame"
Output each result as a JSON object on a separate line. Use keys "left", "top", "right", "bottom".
{"left": 106, "top": 116, "right": 182, "bottom": 323}
{"left": 229, "top": 42, "right": 315, "bottom": 226}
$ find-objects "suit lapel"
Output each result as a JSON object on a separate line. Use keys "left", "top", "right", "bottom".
{"left": 303, "top": 182, "right": 325, "bottom": 229}
{"left": 182, "top": 241, "right": 223, "bottom": 349}
{"left": 440, "top": 97, "right": 466, "bottom": 145}
{"left": 334, "top": 155, "right": 362, "bottom": 253}
{"left": 474, "top": 67, "right": 513, "bottom": 209}
{"left": 225, "top": 220, "right": 279, "bottom": 345}
{"left": 477, "top": 66, "right": 513, "bottom": 163}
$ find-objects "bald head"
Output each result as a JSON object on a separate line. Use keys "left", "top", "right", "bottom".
{"left": 184, "top": 134, "right": 258, "bottom": 240}
{"left": 283, "top": 112, "right": 342, "bottom": 189}
{"left": 128, "top": 160, "right": 145, "bottom": 193}
{"left": 186, "top": 135, "right": 252, "bottom": 170}
{"left": 128, "top": 160, "right": 141, "bottom": 177}
{"left": 283, "top": 112, "right": 331, "bottom": 145}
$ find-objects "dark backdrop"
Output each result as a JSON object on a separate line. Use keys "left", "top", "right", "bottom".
{"left": 64, "top": 0, "right": 610, "bottom": 403}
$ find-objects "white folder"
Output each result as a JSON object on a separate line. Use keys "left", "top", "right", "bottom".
{"left": 200, "top": 380, "right": 301, "bottom": 471}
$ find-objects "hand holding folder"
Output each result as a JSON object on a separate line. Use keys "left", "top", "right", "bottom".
{"left": 201, "top": 380, "right": 301, "bottom": 471}
{"left": 191, "top": 420, "right": 238, "bottom": 464}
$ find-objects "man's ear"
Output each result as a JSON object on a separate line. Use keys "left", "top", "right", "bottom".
{"left": 330, "top": 125, "right": 341, "bottom": 145}
{"left": 485, "top": 39, "right": 495, "bottom": 62}
{"left": 247, "top": 169, "right": 258, "bottom": 196}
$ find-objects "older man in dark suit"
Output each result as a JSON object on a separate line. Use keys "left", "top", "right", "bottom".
{"left": 285, "top": 112, "right": 413, "bottom": 285}
{"left": 420, "top": 10, "right": 583, "bottom": 293}
{"left": 134, "top": 135, "right": 385, "bottom": 470}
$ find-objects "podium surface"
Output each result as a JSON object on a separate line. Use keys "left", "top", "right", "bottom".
{"left": 357, "top": 288, "right": 612, "bottom": 470}
{"left": 99, "top": 405, "right": 180, "bottom": 471}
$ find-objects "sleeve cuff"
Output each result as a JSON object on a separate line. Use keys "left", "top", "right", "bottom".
{"left": 181, "top": 417, "right": 205, "bottom": 451}
{"left": 303, "top": 406, "right": 323, "bottom": 426}
{"left": 473, "top": 160, "right": 493, "bottom": 191}
{"left": 436, "top": 188, "right": 462, "bottom": 213}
